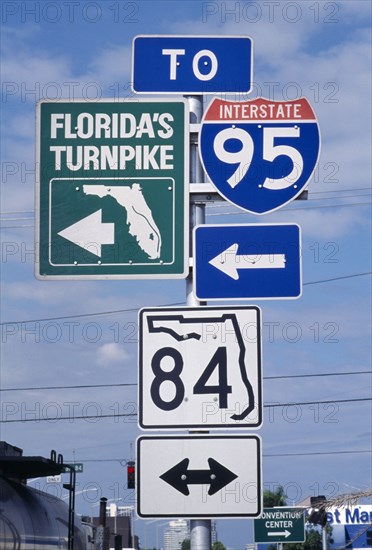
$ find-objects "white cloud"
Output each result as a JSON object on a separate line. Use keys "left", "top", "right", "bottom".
{"left": 1, "top": 25, "right": 73, "bottom": 92}
{"left": 271, "top": 204, "right": 369, "bottom": 239}
{"left": 85, "top": 44, "right": 133, "bottom": 88}
{"left": 96, "top": 342, "right": 129, "bottom": 366}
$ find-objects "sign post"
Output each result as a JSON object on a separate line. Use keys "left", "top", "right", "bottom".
{"left": 36, "top": 99, "right": 188, "bottom": 279}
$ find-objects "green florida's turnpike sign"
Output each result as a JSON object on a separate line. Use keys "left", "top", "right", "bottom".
{"left": 36, "top": 100, "right": 189, "bottom": 279}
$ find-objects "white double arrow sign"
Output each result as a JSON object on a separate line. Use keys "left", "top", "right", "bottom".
{"left": 58, "top": 210, "right": 115, "bottom": 258}
{"left": 209, "top": 243, "right": 286, "bottom": 280}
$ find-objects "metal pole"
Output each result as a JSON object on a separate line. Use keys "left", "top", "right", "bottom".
{"left": 322, "top": 525, "right": 327, "bottom": 550}
{"left": 190, "top": 520, "right": 212, "bottom": 550}
{"left": 185, "top": 94, "right": 211, "bottom": 550}
{"left": 186, "top": 94, "right": 205, "bottom": 306}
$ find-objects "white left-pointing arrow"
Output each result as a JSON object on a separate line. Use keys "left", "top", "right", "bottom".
{"left": 209, "top": 243, "right": 286, "bottom": 281}
{"left": 58, "top": 209, "right": 115, "bottom": 258}
{"left": 268, "top": 530, "right": 291, "bottom": 538}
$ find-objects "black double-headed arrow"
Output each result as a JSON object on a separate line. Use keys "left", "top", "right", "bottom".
{"left": 160, "top": 458, "right": 238, "bottom": 496}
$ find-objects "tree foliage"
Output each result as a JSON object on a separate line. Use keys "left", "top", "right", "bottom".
{"left": 282, "top": 528, "right": 323, "bottom": 550}
{"left": 181, "top": 538, "right": 226, "bottom": 550}
{"left": 263, "top": 485, "right": 287, "bottom": 507}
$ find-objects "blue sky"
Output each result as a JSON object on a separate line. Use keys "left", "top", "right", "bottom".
{"left": 1, "top": 1, "right": 371, "bottom": 548}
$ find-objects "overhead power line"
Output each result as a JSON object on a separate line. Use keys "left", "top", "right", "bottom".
{"left": 2, "top": 199, "right": 371, "bottom": 229}
{"left": 1, "top": 201, "right": 371, "bottom": 228}
{"left": 207, "top": 201, "right": 372, "bottom": 217}
{"left": 1, "top": 271, "right": 370, "bottom": 326}
{"left": 1, "top": 188, "right": 370, "bottom": 217}
{"left": 0, "top": 225, "right": 34, "bottom": 229}
{"left": 264, "top": 449, "right": 371, "bottom": 458}
{"left": 1, "top": 371, "right": 370, "bottom": 393}
{"left": 309, "top": 187, "right": 372, "bottom": 197}
{"left": 0, "top": 382, "right": 137, "bottom": 392}
{"left": 265, "top": 398, "right": 371, "bottom": 407}
{"left": 0, "top": 397, "right": 370, "bottom": 424}
{"left": 62, "top": 449, "right": 371, "bottom": 463}
{"left": 303, "top": 272, "right": 372, "bottom": 286}
{"left": 265, "top": 370, "right": 371, "bottom": 380}
{"left": 0, "top": 303, "right": 183, "bottom": 325}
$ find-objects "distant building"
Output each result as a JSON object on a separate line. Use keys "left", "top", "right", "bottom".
{"left": 108, "top": 503, "right": 134, "bottom": 518}
{"left": 163, "top": 520, "right": 218, "bottom": 549}
{"left": 163, "top": 520, "right": 189, "bottom": 550}
{"left": 327, "top": 505, "right": 372, "bottom": 549}
{"left": 92, "top": 503, "right": 138, "bottom": 549}
{"left": 211, "top": 520, "right": 218, "bottom": 544}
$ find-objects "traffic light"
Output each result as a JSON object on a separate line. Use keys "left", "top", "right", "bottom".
{"left": 127, "top": 461, "right": 135, "bottom": 489}
{"left": 308, "top": 495, "right": 327, "bottom": 527}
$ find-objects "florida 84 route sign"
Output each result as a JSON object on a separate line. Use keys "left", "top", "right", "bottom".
{"left": 36, "top": 99, "right": 188, "bottom": 279}
{"left": 199, "top": 97, "right": 320, "bottom": 214}
{"left": 137, "top": 435, "right": 262, "bottom": 518}
{"left": 139, "top": 306, "right": 262, "bottom": 429}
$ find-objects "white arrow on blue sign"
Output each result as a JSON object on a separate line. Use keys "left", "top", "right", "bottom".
{"left": 193, "top": 223, "right": 302, "bottom": 300}
{"left": 132, "top": 35, "right": 253, "bottom": 94}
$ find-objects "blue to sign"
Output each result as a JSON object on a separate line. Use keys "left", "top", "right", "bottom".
{"left": 194, "top": 224, "right": 302, "bottom": 300}
{"left": 132, "top": 35, "right": 253, "bottom": 94}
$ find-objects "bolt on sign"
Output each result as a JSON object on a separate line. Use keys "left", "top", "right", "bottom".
{"left": 36, "top": 99, "right": 189, "bottom": 279}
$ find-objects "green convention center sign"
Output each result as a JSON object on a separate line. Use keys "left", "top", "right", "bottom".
{"left": 36, "top": 100, "right": 189, "bottom": 279}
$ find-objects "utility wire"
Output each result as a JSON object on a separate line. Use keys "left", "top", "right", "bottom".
{"left": 265, "top": 398, "right": 371, "bottom": 407}
{"left": 1, "top": 271, "right": 370, "bottom": 326}
{"left": 61, "top": 449, "right": 371, "bottom": 463}
{"left": 0, "top": 397, "right": 370, "bottom": 423}
{"left": 303, "top": 272, "right": 371, "bottom": 286}
{"left": 1, "top": 188, "right": 370, "bottom": 217}
{"left": 307, "top": 194, "right": 372, "bottom": 201}
{"left": 207, "top": 201, "right": 372, "bottom": 216}
{"left": 2, "top": 200, "right": 371, "bottom": 229}
{"left": 311, "top": 190, "right": 372, "bottom": 196}
{"left": 0, "top": 210, "right": 34, "bottom": 215}
{"left": 263, "top": 449, "right": 371, "bottom": 458}
{"left": 0, "top": 382, "right": 137, "bottom": 392}
{"left": 264, "top": 370, "right": 371, "bottom": 380}
{"left": 1, "top": 371, "right": 370, "bottom": 393}
{"left": 0, "top": 225, "right": 34, "bottom": 229}
{"left": 0, "top": 303, "right": 183, "bottom": 325}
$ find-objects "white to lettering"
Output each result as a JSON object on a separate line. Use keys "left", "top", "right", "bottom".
{"left": 162, "top": 49, "right": 185, "bottom": 80}
{"left": 162, "top": 48, "right": 219, "bottom": 81}
{"left": 192, "top": 49, "right": 218, "bottom": 81}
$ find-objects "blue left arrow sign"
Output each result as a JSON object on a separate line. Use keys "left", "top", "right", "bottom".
{"left": 194, "top": 223, "right": 302, "bottom": 300}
